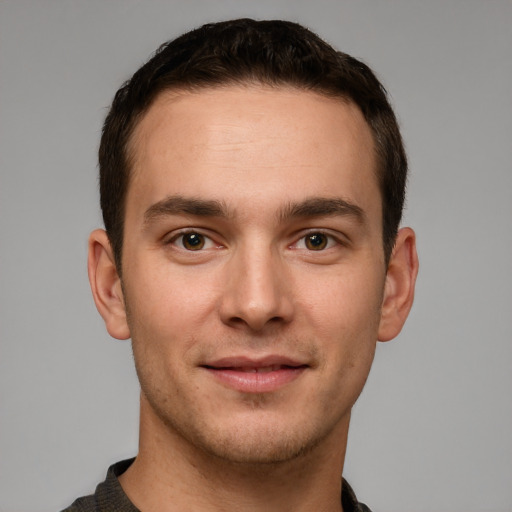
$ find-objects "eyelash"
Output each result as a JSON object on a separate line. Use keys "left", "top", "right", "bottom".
{"left": 167, "top": 229, "right": 343, "bottom": 252}
{"left": 292, "top": 231, "right": 341, "bottom": 251}
{"left": 167, "top": 230, "right": 219, "bottom": 251}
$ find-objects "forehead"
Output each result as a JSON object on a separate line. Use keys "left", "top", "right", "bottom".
{"left": 127, "top": 85, "right": 379, "bottom": 219}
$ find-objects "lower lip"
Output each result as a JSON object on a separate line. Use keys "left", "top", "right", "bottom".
{"left": 203, "top": 367, "right": 307, "bottom": 393}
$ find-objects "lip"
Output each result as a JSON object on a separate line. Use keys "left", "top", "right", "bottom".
{"left": 201, "top": 355, "right": 309, "bottom": 393}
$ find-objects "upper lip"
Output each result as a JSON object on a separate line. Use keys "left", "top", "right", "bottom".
{"left": 201, "top": 355, "right": 309, "bottom": 369}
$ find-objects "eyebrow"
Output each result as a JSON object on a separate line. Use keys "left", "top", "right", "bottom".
{"left": 279, "top": 197, "right": 366, "bottom": 224}
{"left": 143, "top": 194, "right": 365, "bottom": 225}
{"left": 144, "top": 195, "right": 230, "bottom": 225}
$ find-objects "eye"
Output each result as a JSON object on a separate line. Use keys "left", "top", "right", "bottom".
{"left": 172, "top": 232, "right": 216, "bottom": 251}
{"left": 304, "top": 233, "right": 328, "bottom": 250}
{"left": 295, "top": 232, "right": 338, "bottom": 251}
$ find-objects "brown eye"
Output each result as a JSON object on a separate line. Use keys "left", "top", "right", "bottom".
{"left": 304, "top": 233, "right": 328, "bottom": 250}
{"left": 181, "top": 233, "right": 205, "bottom": 250}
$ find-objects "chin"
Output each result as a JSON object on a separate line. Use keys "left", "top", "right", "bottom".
{"left": 141, "top": 381, "right": 351, "bottom": 467}
{"left": 180, "top": 415, "right": 334, "bottom": 466}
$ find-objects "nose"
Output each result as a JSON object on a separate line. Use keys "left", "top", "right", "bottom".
{"left": 219, "top": 245, "right": 294, "bottom": 332}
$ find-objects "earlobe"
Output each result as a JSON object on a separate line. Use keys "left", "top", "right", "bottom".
{"left": 88, "top": 229, "right": 131, "bottom": 340}
{"left": 378, "top": 227, "right": 419, "bottom": 342}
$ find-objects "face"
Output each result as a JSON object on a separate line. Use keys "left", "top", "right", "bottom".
{"left": 118, "top": 86, "right": 388, "bottom": 464}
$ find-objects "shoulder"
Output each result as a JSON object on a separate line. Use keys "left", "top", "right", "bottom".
{"left": 60, "top": 494, "right": 97, "bottom": 512}
{"left": 342, "top": 478, "right": 374, "bottom": 512}
{"left": 59, "top": 459, "right": 137, "bottom": 512}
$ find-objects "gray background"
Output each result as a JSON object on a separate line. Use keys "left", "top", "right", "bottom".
{"left": 1, "top": 1, "right": 511, "bottom": 511}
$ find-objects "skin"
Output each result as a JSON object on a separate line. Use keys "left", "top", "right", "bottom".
{"left": 89, "top": 85, "right": 418, "bottom": 512}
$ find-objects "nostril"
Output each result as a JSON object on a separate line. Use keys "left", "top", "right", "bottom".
{"left": 224, "top": 314, "right": 289, "bottom": 334}
{"left": 229, "top": 317, "right": 246, "bottom": 326}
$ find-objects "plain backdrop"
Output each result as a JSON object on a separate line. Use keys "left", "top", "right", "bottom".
{"left": 1, "top": 1, "right": 511, "bottom": 511}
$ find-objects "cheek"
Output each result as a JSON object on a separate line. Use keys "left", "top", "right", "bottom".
{"left": 314, "top": 282, "right": 380, "bottom": 408}
{"left": 296, "top": 265, "right": 383, "bottom": 381}
{"left": 127, "top": 256, "right": 216, "bottom": 322}
{"left": 297, "top": 263, "right": 384, "bottom": 332}
{"left": 123, "top": 261, "right": 222, "bottom": 376}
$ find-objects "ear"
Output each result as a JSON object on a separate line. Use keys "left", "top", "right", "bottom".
{"left": 378, "top": 227, "right": 419, "bottom": 342}
{"left": 88, "top": 229, "right": 130, "bottom": 340}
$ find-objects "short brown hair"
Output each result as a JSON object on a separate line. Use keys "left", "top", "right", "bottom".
{"left": 99, "top": 18, "right": 407, "bottom": 270}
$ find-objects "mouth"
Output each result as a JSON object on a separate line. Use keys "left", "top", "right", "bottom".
{"left": 201, "top": 357, "right": 309, "bottom": 393}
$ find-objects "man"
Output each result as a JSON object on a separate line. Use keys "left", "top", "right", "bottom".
{"left": 64, "top": 18, "right": 418, "bottom": 512}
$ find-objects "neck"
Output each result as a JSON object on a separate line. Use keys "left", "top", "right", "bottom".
{"left": 119, "top": 394, "right": 349, "bottom": 512}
